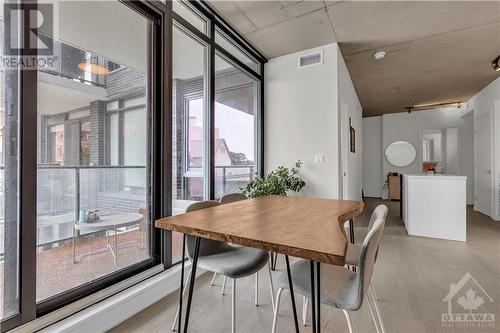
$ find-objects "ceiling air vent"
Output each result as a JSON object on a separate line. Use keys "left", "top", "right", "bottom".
{"left": 298, "top": 51, "right": 323, "bottom": 68}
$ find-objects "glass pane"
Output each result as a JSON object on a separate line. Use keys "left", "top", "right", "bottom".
{"left": 36, "top": 0, "right": 151, "bottom": 301}
{"left": 173, "top": 0, "right": 207, "bottom": 35}
{"left": 1, "top": 1, "right": 20, "bottom": 318}
{"left": 172, "top": 26, "right": 207, "bottom": 260}
{"left": 109, "top": 113, "right": 119, "bottom": 166}
{"left": 215, "top": 29, "right": 260, "bottom": 74}
{"left": 215, "top": 55, "right": 258, "bottom": 199}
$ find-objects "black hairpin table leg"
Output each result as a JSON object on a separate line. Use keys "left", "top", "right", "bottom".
{"left": 285, "top": 255, "right": 299, "bottom": 333}
{"left": 310, "top": 261, "right": 316, "bottom": 333}
{"left": 177, "top": 234, "right": 186, "bottom": 332}
{"left": 183, "top": 236, "right": 200, "bottom": 333}
{"left": 349, "top": 219, "right": 355, "bottom": 244}
{"left": 316, "top": 262, "right": 321, "bottom": 333}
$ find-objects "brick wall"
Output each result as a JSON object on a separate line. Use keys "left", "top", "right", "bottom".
{"left": 106, "top": 67, "right": 147, "bottom": 99}
{"left": 89, "top": 100, "right": 106, "bottom": 165}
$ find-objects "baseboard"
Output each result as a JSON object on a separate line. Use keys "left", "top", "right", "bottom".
{"left": 38, "top": 263, "right": 206, "bottom": 333}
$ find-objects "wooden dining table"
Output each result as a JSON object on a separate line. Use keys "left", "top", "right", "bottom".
{"left": 155, "top": 195, "right": 363, "bottom": 333}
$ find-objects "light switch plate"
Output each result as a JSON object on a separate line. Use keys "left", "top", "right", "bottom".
{"left": 314, "top": 154, "right": 325, "bottom": 164}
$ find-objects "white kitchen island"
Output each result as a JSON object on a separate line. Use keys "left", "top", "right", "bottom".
{"left": 402, "top": 174, "right": 467, "bottom": 241}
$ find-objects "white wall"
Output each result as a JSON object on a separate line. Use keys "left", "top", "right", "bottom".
{"left": 337, "top": 47, "right": 363, "bottom": 200}
{"left": 361, "top": 108, "right": 474, "bottom": 202}
{"left": 362, "top": 117, "right": 383, "bottom": 198}
{"left": 382, "top": 107, "right": 467, "bottom": 177}
{"left": 467, "top": 76, "right": 500, "bottom": 220}
{"left": 460, "top": 113, "right": 475, "bottom": 205}
{"left": 264, "top": 43, "right": 340, "bottom": 198}
{"left": 445, "top": 127, "right": 460, "bottom": 175}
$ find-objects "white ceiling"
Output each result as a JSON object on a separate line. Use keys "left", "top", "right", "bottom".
{"left": 208, "top": 1, "right": 500, "bottom": 116}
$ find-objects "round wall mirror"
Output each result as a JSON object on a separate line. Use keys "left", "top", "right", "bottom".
{"left": 385, "top": 141, "right": 417, "bottom": 167}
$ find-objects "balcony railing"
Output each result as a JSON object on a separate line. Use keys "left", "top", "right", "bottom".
{"left": 0, "top": 165, "right": 147, "bottom": 255}
{"left": 178, "top": 165, "right": 254, "bottom": 200}
{"left": 0, "top": 164, "right": 254, "bottom": 257}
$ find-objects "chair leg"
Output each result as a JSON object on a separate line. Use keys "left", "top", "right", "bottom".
{"left": 342, "top": 310, "right": 353, "bottom": 333}
{"left": 232, "top": 279, "right": 236, "bottom": 333}
{"left": 367, "top": 294, "right": 381, "bottom": 333}
{"left": 211, "top": 272, "right": 217, "bottom": 286}
{"left": 267, "top": 260, "right": 275, "bottom": 309}
{"left": 370, "top": 286, "right": 386, "bottom": 333}
{"left": 222, "top": 276, "right": 227, "bottom": 295}
{"left": 302, "top": 296, "right": 308, "bottom": 326}
{"left": 255, "top": 272, "right": 259, "bottom": 306}
{"left": 171, "top": 268, "right": 193, "bottom": 331}
{"left": 271, "top": 287, "right": 284, "bottom": 333}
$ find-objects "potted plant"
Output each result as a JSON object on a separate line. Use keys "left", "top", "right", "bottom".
{"left": 241, "top": 160, "right": 306, "bottom": 198}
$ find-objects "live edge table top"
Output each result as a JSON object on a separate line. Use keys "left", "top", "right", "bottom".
{"left": 155, "top": 196, "right": 364, "bottom": 266}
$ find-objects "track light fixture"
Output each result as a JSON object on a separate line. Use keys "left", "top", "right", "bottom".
{"left": 492, "top": 55, "right": 500, "bottom": 72}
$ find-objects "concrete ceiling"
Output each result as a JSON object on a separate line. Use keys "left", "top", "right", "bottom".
{"left": 207, "top": 1, "right": 500, "bottom": 117}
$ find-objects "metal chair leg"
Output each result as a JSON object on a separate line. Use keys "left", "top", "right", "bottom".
{"left": 222, "top": 276, "right": 227, "bottom": 295}
{"left": 367, "top": 293, "right": 381, "bottom": 333}
{"left": 211, "top": 272, "right": 217, "bottom": 286}
{"left": 271, "top": 287, "right": 284, "bottom": 333}
{"left": 342, "top": 310, "right": 353, "bottom": 333}
{"left": 232, "top": 278, "right": 236, "bottom": 333}
{"left": 255, "top": 271, "right": 259, "bottom": 306}
{"left": 302, "top": 296, "right": 308, "bottom": 326}
{"left": 267, "top": 260, "right": 275, "bottom": 309}
{"left": 370, "top": 285, "right": 386, "bottom": 333}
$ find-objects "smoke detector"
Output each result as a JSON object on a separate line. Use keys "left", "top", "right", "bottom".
{"left": 374, "top": 51, "right": 386, "bottom": 60}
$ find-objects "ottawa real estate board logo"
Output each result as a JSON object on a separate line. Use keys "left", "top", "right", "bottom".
{"left": 442, "top": 272, "right": 495, "bottom": 328}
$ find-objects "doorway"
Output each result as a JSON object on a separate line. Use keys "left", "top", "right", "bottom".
{"left": 475, "top": 111, "right": 493, "bottom": 217}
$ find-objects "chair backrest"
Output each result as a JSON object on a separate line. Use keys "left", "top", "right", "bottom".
{"left": 367, "top": 204, "right": 389, "bottom": 231}
{"left": 219, "top": 193, "right": 247, "bottom": 204}
{"left": 367, "top": 204, "right": 388, "bottom": 262}
{"left": 352, "top": 214, "right": 386, "bottom": 310}
{"left": 185, "top": 200, "right": 226, "bottom": 259}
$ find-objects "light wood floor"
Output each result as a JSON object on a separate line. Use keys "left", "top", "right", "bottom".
{"left": 108, "top": 198, "right": 500, "bottom": 333}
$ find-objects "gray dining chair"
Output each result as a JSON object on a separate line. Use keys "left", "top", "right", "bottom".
{"left": 211, "top": 192, "right": 271, "bottom": 300}
{"left": 301, "top": 205, "right": 388, "bottom": 328}
{"left": 271, "top": 213, "right": 387, "bottom": 333}
{"left": 172, "top": 200, "right": 275, "bottom": 333}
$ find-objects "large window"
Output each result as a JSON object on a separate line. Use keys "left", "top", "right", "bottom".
{"left": 214, "top": 55, "right": 258, "bottom": 198}
{"left": 35, "top": 1, "right": 153, "bottom": 302}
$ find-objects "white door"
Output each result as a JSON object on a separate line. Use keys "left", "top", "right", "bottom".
{"left": 341, "top": 99, "right": 349, "bottom": 199}
{"left": 475, "top": 112, "right": 492, "bottom": 216}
